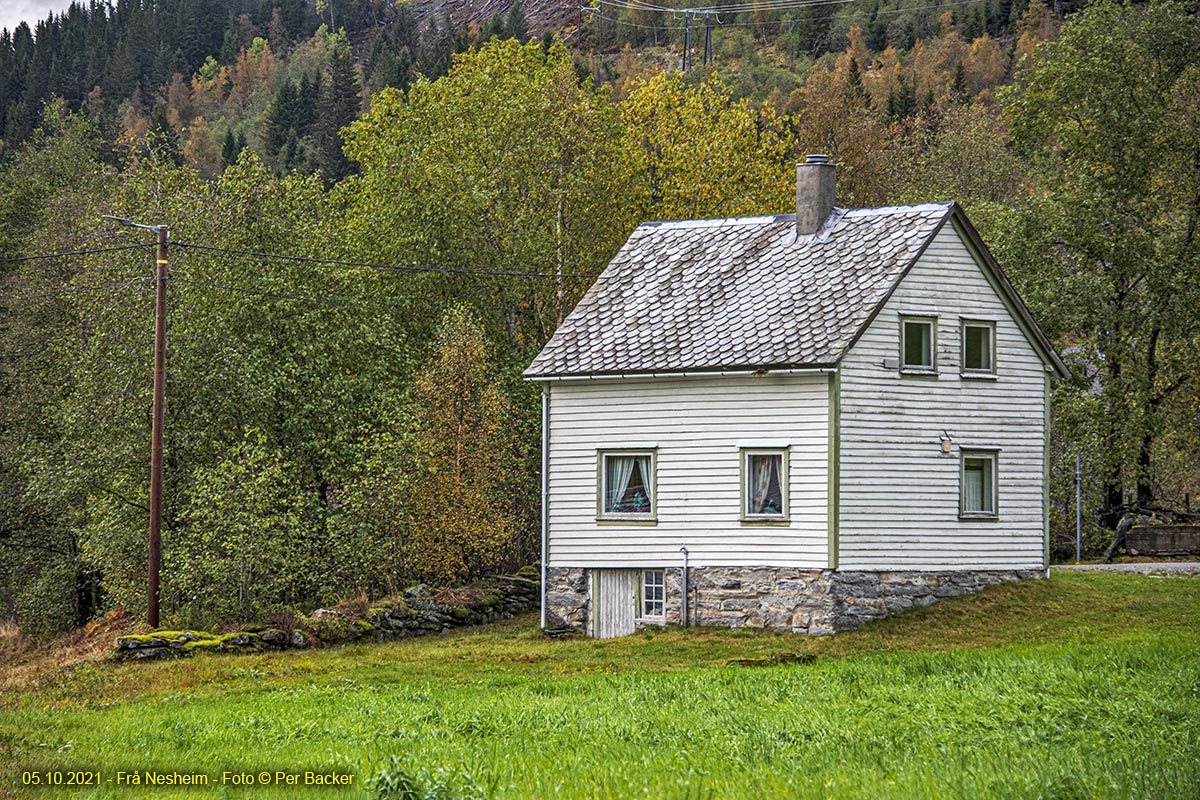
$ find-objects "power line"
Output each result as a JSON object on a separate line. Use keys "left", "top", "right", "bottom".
{"left": 172, "top": 241, "right": 596, "bottom": 280}
{"left": 601, "top": 0, "right": 856, "bottom": 15}
{"left": 169, "top": 277, "right": 358, "bottom": 309}
{"left": 0, "top": 243, "right": 155, "bottom": 264}
{"left": 590, "top": 0, "right": 988, "bottom": 30}
{"left": 0, "top": 278, "right": 149, "bottom": 304}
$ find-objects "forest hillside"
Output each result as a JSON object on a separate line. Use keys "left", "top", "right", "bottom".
{"left": 1, "top": 0, "right": 1198, "bottom": 635}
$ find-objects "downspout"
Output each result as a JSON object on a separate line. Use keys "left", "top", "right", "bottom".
{"left": 679, "top": 546, "right": 689, "bottom": 628}
{"left": 541, "top": 386, "right": 549, "bottom": 629}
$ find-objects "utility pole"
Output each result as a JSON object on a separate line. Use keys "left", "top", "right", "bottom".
{"left": 1080, "top": 455, "right": 1089, "bottom": 563}
{"left": 103, "top": 216, "right": 168, "bottom": 628}
{"left": 149, "top": 224, "right": 167, "bottom": 629}
{"left": 683, "top": 11, "right": 691, "bottom": 72}
{"left": 704, "top": 12, "right": 711, "bottom": 66}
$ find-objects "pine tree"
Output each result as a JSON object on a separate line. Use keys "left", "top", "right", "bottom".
{"left": 221, "top": 127, "right": 237, "bottom": 165}
{"left": 314, "top": 37, "right": 360, "bottom": 182}
{"left": 950, "top": 61, "right": 968, "bottom": 102}
{"left": 264, "top": 77, "right": 299, "bottom": 155}
{"left": 506, "top": 2, "right": 529, "bottom": 44}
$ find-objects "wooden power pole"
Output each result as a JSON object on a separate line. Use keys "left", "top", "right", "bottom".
{"left": 147, "top": 224, "right": 168, "bottom": 629}
{"left": 102, "top": 215, "right": 168, "bottom": 628}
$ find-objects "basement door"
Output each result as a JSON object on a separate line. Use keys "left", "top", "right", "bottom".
{"left": 592, "top": 569, "right": 638, "bottom": 639}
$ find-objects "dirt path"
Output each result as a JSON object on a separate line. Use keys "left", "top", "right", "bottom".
{"left": 1053, "top": 562, "right": 1200, "bottom": 575}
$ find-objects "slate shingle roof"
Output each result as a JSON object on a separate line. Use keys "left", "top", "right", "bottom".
{"left": 525, "top": 202, "right": 956, "bottom": 378}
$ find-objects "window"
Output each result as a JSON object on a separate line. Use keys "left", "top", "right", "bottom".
{"left": 640, "top": 569, "right": 664, "bottom": 618}
{"left": 599, "top": 451, "right": 654, "bottom": 519}
{"left": 961, "top": 451, "right": 998, "bottom": 518}
{"left": 962, "top": 320, "right": 996, "bottom": 375}
{"left": 901, "top": 316, "right": 936, "bottom": 372}
{"left": 742, "top": 449, "right": 788, "bottom": 520}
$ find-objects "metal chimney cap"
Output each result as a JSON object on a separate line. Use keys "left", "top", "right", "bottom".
{"left": 804, "top": 154, "right": 831, "bottom": 165}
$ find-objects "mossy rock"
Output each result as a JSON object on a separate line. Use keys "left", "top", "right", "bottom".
{"left": 118, "top": 631, "right": 199, "bottom": 645}
{"left": 352, "top": 620, "right": 374, "bottom": 638}
{"left": 450, "top": 606, "right": 479, "bottom": 624}
{"left": 515, "top": 565, "right": 540, "bottom": 581}
{"left": 476, "top": 591, "right": 504, "bottom": 610}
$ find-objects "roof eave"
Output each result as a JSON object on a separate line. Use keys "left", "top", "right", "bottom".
{"left": 524, "top": 362, "right": 839, "bottom": 382}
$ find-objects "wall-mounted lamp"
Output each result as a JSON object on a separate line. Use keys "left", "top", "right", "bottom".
{"left": 940, "top": 432, "right": 954, "bottom": 455}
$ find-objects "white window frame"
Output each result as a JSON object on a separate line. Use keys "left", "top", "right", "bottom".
{"left": 900, "top": 315, "right": 938, "bottom": 374}
{"left": 639, "top": 569, "right": 665, "bottom": 620}
{"left": 740, "top": 448, "right": 789, "bottom": 522}
{"left": 596, "top": 449, "right": 657, "bottom": 523}
{"left": 960, "top": 449, "right": 999, "bottom": 520}
{"left": 961, "top": 319, "right": 997, "bottom": 377}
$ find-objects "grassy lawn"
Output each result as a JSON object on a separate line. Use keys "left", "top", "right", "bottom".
{"left": 2, "top": 571, "right": 1198, "bottom": 799}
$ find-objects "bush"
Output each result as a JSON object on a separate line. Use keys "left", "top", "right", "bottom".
{"left": 14, "top": 560, "right": 78, "bottom": 638}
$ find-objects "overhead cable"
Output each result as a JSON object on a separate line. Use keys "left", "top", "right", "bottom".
{"left": 0, "top": 243, "right": 155, "bottom": 264}
{"left": 172, "top": 241, "right": 596, "bottom": 280}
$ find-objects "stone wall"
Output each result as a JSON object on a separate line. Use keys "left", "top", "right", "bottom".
{"left": 116, "top": 568, "right": 541, "bottom": 660}
{"left": 1127, "top": 525, "right": 1200, "bottom": 557}
{"left": 545, "top": 566, "right": 1043, "bottom": 636}
{"left": 543, "top": 567, "right": 588, "bottom": 631}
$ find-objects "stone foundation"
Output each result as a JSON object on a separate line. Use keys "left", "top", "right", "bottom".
{"left": 545, "top": 566, "right": 1042, "bottom": 636}
{"left": 544, "top": 567, "right": 589, "bottom": 630}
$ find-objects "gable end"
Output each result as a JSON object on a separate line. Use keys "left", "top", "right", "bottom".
{"left": 834, "top": 203, "right": 1067, "bottom": 379}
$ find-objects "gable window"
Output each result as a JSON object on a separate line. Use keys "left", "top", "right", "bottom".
{"left": 640, "top": 569, "right": 665, "bottom": 618}
{"left": 901, "top": 316, "right": 937, "bottom": 372}
{"left": 742, "top": 449, "right": 788, "bottom": 520}
{"left": 961, "top": 450, "right": 998, "bottom": 519}
{"left": 962, "top": 320, "right": 996, "bottom": 376}
{"left": 599, "top": 451, "right": 655, "bottom": 519}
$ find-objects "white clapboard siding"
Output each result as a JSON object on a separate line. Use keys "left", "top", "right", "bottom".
{"left": 547, "top": 373, "right": 829, "bottom": 569}
{"left": 837, "top": 221, "right": 1048, "bottom": 571}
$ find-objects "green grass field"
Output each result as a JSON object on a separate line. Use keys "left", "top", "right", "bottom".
{"left": 2, "top": 571, "right": 1198, "bottom": 799}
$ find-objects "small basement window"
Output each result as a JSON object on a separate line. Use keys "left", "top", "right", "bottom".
{"left": 961, "top": 450, "right": 998, "bottom": 519}
{"left": 599, "top": 451, "right": 655, "bottom": 519}
{"left": 641, "top": 569, "right": 664, "bottom": 618}
{"left": 962, "top": 320, "right": 996, "bottom": 376}
{"left": 901, "top": 316, "right": 937, "bottom": 372}
{"left": 742, "top": 449, "right": 788, "bottom": 520}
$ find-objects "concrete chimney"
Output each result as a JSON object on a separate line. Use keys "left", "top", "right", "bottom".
{"left": 796, "top": 154, "right": 836, "bottom": 236}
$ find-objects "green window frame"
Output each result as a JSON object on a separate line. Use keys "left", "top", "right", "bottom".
{"left": 900, "top": 315, "right": 937, "bottom": 373}
{"left": 961, "top": 320, "right": 997, "bottom": 376}
{"left": 597, "top": 449, "right": 657, "bottom": 522}
{"left": 960, "top": 449, "right": 999, "bottom": 519}
{"left": 741, "top": 448, "right": 789, "bottom": 521}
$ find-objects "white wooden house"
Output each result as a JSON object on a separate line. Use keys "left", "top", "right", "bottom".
{"left": 526, "top": 156, "right": 1068, "bottom": 638}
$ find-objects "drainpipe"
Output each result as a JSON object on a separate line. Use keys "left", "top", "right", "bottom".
{"left": 540, "top": 387, "right": 549, "bottom": 629}
{"left": 679, "top": 546, "right": 689, "bottom": 628}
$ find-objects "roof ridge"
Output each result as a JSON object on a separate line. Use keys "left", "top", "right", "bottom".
{"left": 638, "top": 214, "right": 791, "bottom": 230}
{"left": 637, "top": 202, "right": 954, "bottom": 232}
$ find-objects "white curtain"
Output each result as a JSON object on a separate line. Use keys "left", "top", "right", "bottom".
{"left": 964, "top": 460, "right": 986, "bottom": 512}
{"left": 606, "top": 456, "right": 636, "bottom": 512}
{"left": 632, "top": 455, "right": 652, "bottom": 511}
{"left": 750, "top": 454, "right": 781, "bottom": 514}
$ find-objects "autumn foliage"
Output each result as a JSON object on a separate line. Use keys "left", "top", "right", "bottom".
{"left": 398, "top": 308, "right": 521, "bottom": 586}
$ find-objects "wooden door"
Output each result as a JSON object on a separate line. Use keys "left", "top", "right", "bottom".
{"left": 593, "top": 569, "right": 638, "bottom": 639}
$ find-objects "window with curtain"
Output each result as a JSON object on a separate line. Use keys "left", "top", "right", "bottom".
{"left": 961, "top": 451, "right": 997, "bottom": 517}
{"left": 743, "top": 449, "right": 787, "bottom": 519}
{"left": 962, "top": 321, "right": 995, "bottom": 374}
{"left": 600, "top": 452, "right": 654, "bottom": 517}
{"left": 902, "top": 316, "right": 936, "bottom": 371}
{"left": 641, "top": 569, "right": 664, "bottom": 618}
